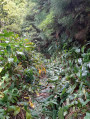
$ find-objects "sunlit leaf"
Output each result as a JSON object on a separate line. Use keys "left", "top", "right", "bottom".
{"left": 16, "top": 51, "right": 24, "bottom": 55}
{"left": 24, "top": 97, "right": 29, "bottom": 99}
{"left": 84, "top": 113, "right": 90, "bottom": 119}
{"left": 0, "top": 67, "right": 3, "bottom": 73}
{"left": 29, "top": 101, "right": 35, "bottom": 109}
{"left": 8, "top": 58, "right": 14, "bottom": 63}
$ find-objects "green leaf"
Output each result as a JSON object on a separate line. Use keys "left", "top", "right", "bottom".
{"left": 26, "top": 112, "right": 32, "bottom": 119}
{"left": 53, "top": 110, "right": 57, "bottom": 119}
{"left": 0, "top": 43, "right": 7, "bottom": 47}
{"left": 0, "top": 38, "right": 6, "bottom": 41}
{"left": 62, "top": 88, "right": 66, "bottom": 95}
{"left": 7, "top": 106, "right": 20, "bottom": 116}
{"left": 0, "top": 33, "right": 5, "bottom": 36}
{"left": 14, "top": 106, "right": 20, "bottom": 116}
{"left": 0, "top": 114, "right": 5, "bottom": 119}
{"left": 1, "top": 31, "right": 13, "bottom": 37}
{"left": 81, "top": 46, "right": 85, "bottom": 53}
{"left": 6, "top": 46, "right": 11, "bottom": 52}
{"left": 58, "top": 107, "right": 64, "bottom": 119}
{"left": 82, "top": 99, "right": 90, "bottom": 106}
{"left": 7, "top": 106, "right": 16, "bottom": 112}
{"left": 0, "top": 109, "right": 5, "bottom": 113}
{"left": 84, "top": 113, "right": 90, "bottom": 119}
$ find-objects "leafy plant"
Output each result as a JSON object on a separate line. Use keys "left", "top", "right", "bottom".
{"left": 0, "top": 31, "right": 43, "bottom": 118}
{"left": 41, "top": 43, "right": 90, "bottom": 118}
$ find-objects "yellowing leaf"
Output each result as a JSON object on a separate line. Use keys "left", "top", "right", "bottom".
{"left": 42, "top": 67, "right": 46, "bottom": 74}
{"left": 39, "top": 69, "right": 42, "bottom": 76}
{"left": 39, "top": 82, "right": 42, "bottom": 85}
{"left": 26, "top": 42, "right": 34, "bottom": 45}
{"left": 37, "top": 65, "right": 46, "bottom": 76}
{"left": 15, "top": 34, "right": 19, "bottom": 39}
{"left": 24, "top": 39, "right": 28, "bottom": 41}
{"left": 18, "top": 62, "right": 22, "bottom": 66}
{"left": 36, "top": 91, "right": 40, "bottom": 97}
{"left": 83, "top": 89, "right": 86, "bottom": 94}
{"left": 24, "top": 97, "right": 29, "bottom": 99}
{"left": 83, "top": 89, "right": 86, "bottom": 99}
{"left": 29, "top": 101, "right": 35, "bottom": 109}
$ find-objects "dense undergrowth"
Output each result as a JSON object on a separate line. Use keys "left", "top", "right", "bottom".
{"left": 41, "top": 45, "right": 90, "bottom": 119}
{"left": 0, "top": 0, "right": 90, "bottom": 119}
{"left": 0, "top": 31, "right": 45, "bottom": 119}
{"left": 0, "top": 31, "right": 90, "bottom": 119}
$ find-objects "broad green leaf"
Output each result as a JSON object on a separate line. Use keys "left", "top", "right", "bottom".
{"left": 2, "top": 31, "right": 13, "bottom": 37}
{"left": 26, "top": 112, "right": 32, "bottom": 119}
{"left": 6, "top": 46, "right": 11, "bottom": 52}
{"left": 81, "top": 46, "right": 85, "bottom": 53}
{"left": 0, "top": 33, "right": 4, "bottom": 36}
{"left": 81, "top": 99, "right": 90, "bottom": 106}
{"left": 7, "top": 106, "right": 16, "bottom": 112}
{"left": 84, "top": 113, "right": 90, "bottom": 119}
{"left": 53, "top": 110, "right": 57, "bottom": 119}
{"left": 58, "top": 107, "right": 64, "bottom": 119}
{"left": 61, "top": 88, "right": 66, "bottom": 95}
{"left": 0, "top": 43, "right": 7, "bottom": 47}
{"left": 0, "top": 38, "right": 6, "bottom": 41}
{"left": 0, "top": 57, "right": 3, "bottom": 60}
{"left": 14, "top": 107, "right": 20, "bottom": 116}
{"left": 0, "top": 109, "right": 5, "bottom": 112}
{"left": 0, "top": 114, "right": 5, "bottom": 119}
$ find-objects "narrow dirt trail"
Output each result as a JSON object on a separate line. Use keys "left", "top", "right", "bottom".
{"left": 33, "top": 76, "right": 52, "bottom": 119}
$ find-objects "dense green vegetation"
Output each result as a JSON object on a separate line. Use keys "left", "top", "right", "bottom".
{"left": 0, "top": 31, "right": 44, "bottom": 118}
{"left": 0, "top": 0, "right": 90, "bottom": 119}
